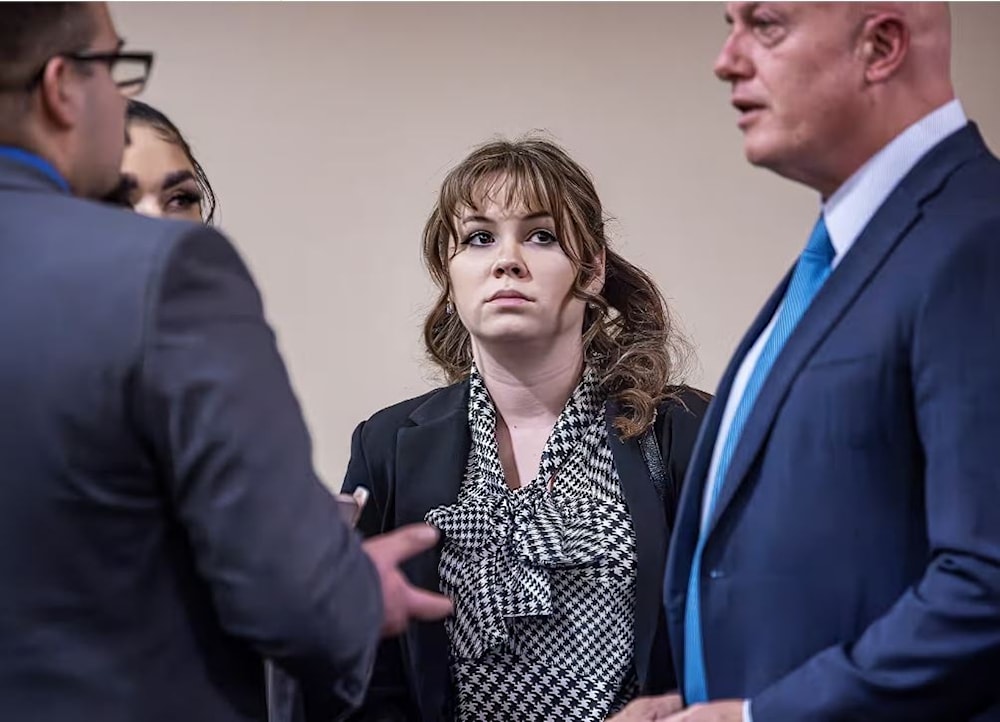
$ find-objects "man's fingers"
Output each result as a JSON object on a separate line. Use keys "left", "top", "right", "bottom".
{"left": 654, "top": 709, "right": 687, "bottom": 722}
{"left": 365, "top": 522, "right": 440, "bottom": 563}
{"left": 643, "top": 693, "right": 683, "bottom": 718}
{"left": 654, "top": 694, "right": 683, "bottom": 715}
{"left": 607, "top": 693, "right": 684, "bottom": 721}
{"left": 405, "top": 584, "right": 454, "bottom": 621}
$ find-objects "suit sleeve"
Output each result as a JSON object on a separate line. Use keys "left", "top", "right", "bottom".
{"left": 751, "top": 219, "right": 1000, "bottom": 720}
{"left": 136, "top": 226, "right": 382, "bottom": 715}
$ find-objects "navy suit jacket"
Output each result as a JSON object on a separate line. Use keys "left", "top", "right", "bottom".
{"left": 665, "top": 124, "right": 1000, "bottom": 721}
{"left": 0, "top": 157, "right": 381, "bottom": 722}
{"left": 338, "top": 381, "right": 709, "bottom": 721}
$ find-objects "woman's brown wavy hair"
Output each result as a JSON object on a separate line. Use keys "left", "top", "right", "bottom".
{"left": 422, "top": 135, "right": 691, "bottom": 439}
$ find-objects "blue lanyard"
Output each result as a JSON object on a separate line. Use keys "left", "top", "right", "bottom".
{"left": 0, "top": 146, "right": 70, "bottom": 192}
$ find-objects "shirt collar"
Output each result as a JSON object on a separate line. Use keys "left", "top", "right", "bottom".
{"left": 0, "top": 145, "right": 70, "bottom": 193}
{"left": 822, "top": 99, "right": 967, "bottom": 266}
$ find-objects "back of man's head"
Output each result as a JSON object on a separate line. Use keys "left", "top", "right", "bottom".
{"left": 0, "top": 3, "right": 131, "bottom": 199}
{"left": 0, "top": 4, "right": 96, "bottom": 128}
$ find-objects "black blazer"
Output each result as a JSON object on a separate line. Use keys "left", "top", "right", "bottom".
{"left": 343, "top": 380, "right": 709, "bottom": 721}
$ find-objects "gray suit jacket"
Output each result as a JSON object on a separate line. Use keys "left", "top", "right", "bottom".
{"left": 0, "top": 155, "right": 380, "bottom": 722}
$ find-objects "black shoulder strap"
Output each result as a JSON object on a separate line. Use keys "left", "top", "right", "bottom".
{"left": 639, "top": 428, "right": 668, "bottom": 499}
{"left": 638, "top": 422, "right": 681, "bottom": 532}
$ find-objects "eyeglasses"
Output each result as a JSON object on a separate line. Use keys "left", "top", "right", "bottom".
{"left": 21, "top": 49, "right": 155, "bottom": 98}
{"left": 69, "top": 50, "right": 154, "bottom": 97}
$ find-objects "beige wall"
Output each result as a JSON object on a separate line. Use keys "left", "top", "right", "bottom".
{"left": 112, "top": 2, "right": 1000, "bottom": 490}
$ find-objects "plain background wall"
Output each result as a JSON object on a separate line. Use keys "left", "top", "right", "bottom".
{"left": 112, "top": 2, "right": 1000, "bottom": 490}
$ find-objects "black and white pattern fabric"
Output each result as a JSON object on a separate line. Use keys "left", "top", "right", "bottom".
{"left": 425, "top": 366, "right": 639, "bottom": 721}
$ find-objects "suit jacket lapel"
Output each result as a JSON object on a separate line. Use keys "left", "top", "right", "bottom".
{"left": 674, "top": 272, "right": 788, "bottom": 549}
{"left": 394, "top": 382, "right": 470, "bottom": 721}
{"left": 663, "top": 279, "right": 788, "bottom": 675}
{"left": 704, "top": 123, "right": 988, "bottom": 538}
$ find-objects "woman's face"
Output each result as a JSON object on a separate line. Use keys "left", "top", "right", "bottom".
{"left": 447, "top": 184, "right": 600, "bottom": 351}
{"left": 120, "top": 122, "right": 203, "bottom": 222}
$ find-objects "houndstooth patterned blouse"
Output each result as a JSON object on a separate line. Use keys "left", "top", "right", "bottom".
{"left": 425, "top": 366, "right": 639, "bottom": 721}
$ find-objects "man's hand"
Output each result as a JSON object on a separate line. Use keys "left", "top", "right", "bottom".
{"left": 607, "top": 693, "right": 683, "bottom": 721}
{"left": 661, "top": 700, "right": 744, "bottom": 722}
{"left": 362, "top": 523, "right": 453, "bottom": 637}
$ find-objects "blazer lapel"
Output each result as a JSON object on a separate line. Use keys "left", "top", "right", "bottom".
{"left": 704, "top": 122, "right": 988, "bottom": 538}
{"left": 395, "top": 382, "right": 470, "bottom": 721}
{"left": 671, "top": 274, "right": 788, "bottom": 569}
{"left": 663, "top": 279, "right": 788, "bottom": 676}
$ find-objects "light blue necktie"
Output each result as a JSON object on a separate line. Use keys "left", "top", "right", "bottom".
{"left": 682, "top": 216, "right": 835, "bottom": 703}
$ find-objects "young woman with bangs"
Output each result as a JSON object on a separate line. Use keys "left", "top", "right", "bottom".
{"left": 333, "top": 137, "right": 708, "bottom": 721}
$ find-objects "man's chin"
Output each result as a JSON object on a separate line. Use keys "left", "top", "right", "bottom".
{"left": 743, "top": 136, "right": 774, "bottom": 168}
{"left": 743, "top": 135, "right": 794, "bottom": 177}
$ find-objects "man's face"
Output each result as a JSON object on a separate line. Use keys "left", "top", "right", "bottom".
{"left": 75, "top": 3, "right": 127, "bottom": 198}
{"left": 714, "top": 3, "right": 865, "bottom": 190}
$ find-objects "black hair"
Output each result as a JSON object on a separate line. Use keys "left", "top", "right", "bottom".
{"left": 126, "top": 99, "right": 218, "bottom": 224}
{"left": 0, "top": 3, "right": 95, "bottom": 88}
{"left": 0, "top": 3, "right": 95, "bottom": 129}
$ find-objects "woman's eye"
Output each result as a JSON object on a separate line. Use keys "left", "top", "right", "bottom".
{"left": 529, "top": 230, "right": 558, "bottom": 245}
{"left": 462, "top": 230, "right": 493, "bottom": 246}
{"left": 165, "top": 191, "right": 201, "bottom": 211}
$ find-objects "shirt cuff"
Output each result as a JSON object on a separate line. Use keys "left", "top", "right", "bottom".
{"left": 743, "top": 699, "right": 754, "bottom": 722}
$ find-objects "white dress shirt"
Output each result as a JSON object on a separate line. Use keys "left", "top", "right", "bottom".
{"left": 692, "top": 99, "right": 969, "bottom": 722}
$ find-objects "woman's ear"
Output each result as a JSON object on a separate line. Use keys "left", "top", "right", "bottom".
{"left": 587, "top": 248, "right": 607, "bottom": 296}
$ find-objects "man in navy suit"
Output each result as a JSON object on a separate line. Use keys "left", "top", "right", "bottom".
{"left": 614, "top": 3, "right": 1000, "bottom": 721}
{"left": 0, "top": 4, "right": 450, "bottom": 721}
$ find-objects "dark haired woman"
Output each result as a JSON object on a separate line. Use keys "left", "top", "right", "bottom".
{"left": 118, "top": 99, "right": 217, "bottom": 223}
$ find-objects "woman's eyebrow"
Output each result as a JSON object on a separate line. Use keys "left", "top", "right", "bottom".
{"left": 161, "top": 170, "right": 195, "bottom": 191}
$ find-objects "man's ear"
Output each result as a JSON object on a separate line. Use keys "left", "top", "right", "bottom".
{"left": 859, "top": 11, "right": 910, "bottom": 84}
{"left": 38, "top": 57, "right": 84, "bottom": 130}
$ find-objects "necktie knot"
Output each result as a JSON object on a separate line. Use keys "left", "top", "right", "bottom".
{"left": 803, "top": 215, "right": 834, "bottom": 265}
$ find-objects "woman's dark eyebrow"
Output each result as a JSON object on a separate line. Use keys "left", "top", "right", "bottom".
{"left": 160, "top": 170, "right": 195, "bottom": 191}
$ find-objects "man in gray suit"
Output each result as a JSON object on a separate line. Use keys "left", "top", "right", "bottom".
{"left": 0, "top": 4, "right": 451, "bottom": 721}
